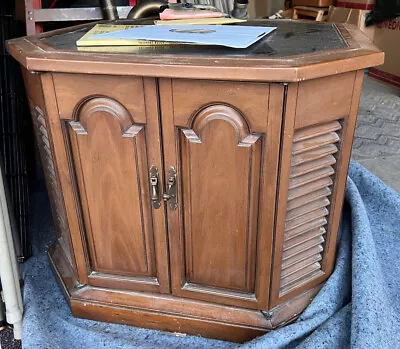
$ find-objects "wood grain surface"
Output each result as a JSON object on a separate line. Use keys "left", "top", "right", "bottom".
{"left": 159, "top": 79, "right": 282, "bottom": 309}
{"left": 13, "top": 19, "right": 376, "bottom": 340}
{"left": 68, "top": 97, "right": 155, "bottom": 277}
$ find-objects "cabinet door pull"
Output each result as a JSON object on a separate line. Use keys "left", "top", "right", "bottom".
{"left": 163, "top": 166, "right": 178, "bottom": 210}
{"left": 149, "top": 165, "right": 161, "bottom": 209}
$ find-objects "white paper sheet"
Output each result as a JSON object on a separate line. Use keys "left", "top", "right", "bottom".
{"left": 92, "top": 25, "right": 276, "bottom": 49}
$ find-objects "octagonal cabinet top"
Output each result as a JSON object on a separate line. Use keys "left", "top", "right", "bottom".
{"left": 7, "top": 19, "right": 384, "bottom": 82}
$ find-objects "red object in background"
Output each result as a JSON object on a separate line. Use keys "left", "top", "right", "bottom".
{"left": 50, "top": 0, "right": 137, "bottom": 8}
{"left": 369, "top": 68, "right": 400, "bottom": 88}
{"left": 337, "top": 0, "right": 375, "bottom": 11}
{"left": 368, "top": 17, "right": 400, "bottom": 88}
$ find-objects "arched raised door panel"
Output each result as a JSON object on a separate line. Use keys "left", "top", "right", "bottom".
{"left": 180, "top": 105, "right": 262, "bottom": 293}
{"left": 66, "top": 96, "right": 168, "bottom": 293}
{"left": 160, "top": 79, "right": 282, "bottom": 310}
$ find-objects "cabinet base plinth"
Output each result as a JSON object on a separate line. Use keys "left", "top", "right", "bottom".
{"left": 48, "top": 240, "right": 322, "bottom": 343}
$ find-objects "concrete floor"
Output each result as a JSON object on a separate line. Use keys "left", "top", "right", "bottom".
{"left": 352, "top": 76, "right": 400, "bottom": 192}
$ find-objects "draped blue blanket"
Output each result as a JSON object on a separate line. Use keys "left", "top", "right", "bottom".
{"left": 21, "top": 161, "right": 400, "bottom": 349}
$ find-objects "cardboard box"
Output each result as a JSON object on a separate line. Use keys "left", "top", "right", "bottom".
{"left": 369, "top": 17, "right": 400, "bottom": 88}
{"left": 328, "top": 9, "right": 400, "bottom": 87}
{"left": 336, "top": 0, "right": 375, "bottom": 11}
{"left": 326, "top": 6, "right": 375, "bottom": 40}
{"left": 292, "top": 0, "right": 336, "bottom": 7}
{"left": 280, "top": 9, "right": 294, "bottom": 19}
{"left": 248, "top": 0, "right": 269, "bottom": 19}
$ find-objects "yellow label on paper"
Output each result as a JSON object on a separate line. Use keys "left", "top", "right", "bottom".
{"left": 76, "top": 24, "right": 178, "bottom": 47}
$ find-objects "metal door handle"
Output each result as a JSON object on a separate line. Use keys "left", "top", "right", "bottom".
{"left": 163, "top": 166, "right": 177, "bottom": 210}
{"left": 149, "top": 165, "right": 161, "bottom": 209}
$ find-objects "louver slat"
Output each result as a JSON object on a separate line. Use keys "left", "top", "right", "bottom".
{"left": 279, "top": 121, "right": 341, "bottom": 296}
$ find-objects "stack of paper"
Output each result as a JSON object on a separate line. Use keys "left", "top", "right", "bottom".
{"left": 77, "top": 24, "right": 179, "bottom": 47}
{"left": 91, "top": 25, "right": 276, "bottom": 49}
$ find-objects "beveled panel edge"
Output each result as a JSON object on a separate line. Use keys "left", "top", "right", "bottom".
{"left": 87, "top": 272, "right": 161, "bottom": 293}
{"left": 322, "top": 70, "right": 365, "bottom": 275}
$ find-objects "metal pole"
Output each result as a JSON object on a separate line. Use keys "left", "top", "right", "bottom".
{"left": 98, "top": 0, "right": 119, "bottom": 20}
{"left": 0, "top": 161, "right": 23, "bottom": 340}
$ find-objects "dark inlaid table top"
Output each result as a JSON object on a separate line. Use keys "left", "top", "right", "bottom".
{"left": 7, "top": 19, "right": 383, "bottom": 82}
{"left": 43, "top": 20, "right": 347, "bottom": 57}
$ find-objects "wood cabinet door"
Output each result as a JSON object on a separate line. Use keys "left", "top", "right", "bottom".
{"left": 159, "top": 79, "right": 284, "bottom": 309}
{"left": 47, "top": 74, "right": 170, "bottom": 294}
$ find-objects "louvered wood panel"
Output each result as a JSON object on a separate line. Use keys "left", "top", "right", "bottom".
{"left": 31, "top": 105, "right": 74, "bottom": 267}
{"left": 279, "top": 120, "right": 342, "bottom": 296}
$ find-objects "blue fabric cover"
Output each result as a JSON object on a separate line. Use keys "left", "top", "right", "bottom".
{"left": 21, "top": 161, "right": 400, "bottom": 349}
